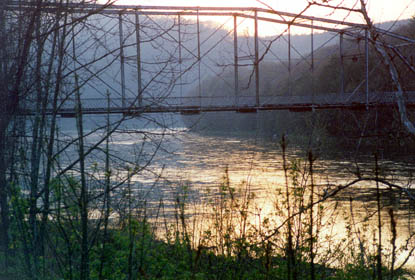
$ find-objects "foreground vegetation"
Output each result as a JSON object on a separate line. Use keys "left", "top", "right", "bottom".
{"left": 2, "top": 136, "right": 415, "bottom": 280}
{"left": 1, "top": 1, "right": 415, "bottom": 279}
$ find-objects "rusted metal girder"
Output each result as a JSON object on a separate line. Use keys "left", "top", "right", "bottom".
{"left": 5, "top": 2, "right": 366, "bottom": 31}
{"left": 7, "top": 1, "right": 415, "bottom": 44}
{"left": 5, "top": 1, "right": 361, "bottom": 25}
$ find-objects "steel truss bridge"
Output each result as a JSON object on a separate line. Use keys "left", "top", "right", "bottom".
{"left": 7, "top": 2, "right": 415, "bottom": 116}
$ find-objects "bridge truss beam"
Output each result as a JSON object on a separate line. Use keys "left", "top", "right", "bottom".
{"left": 6, "top": 2, "right": 415, "bottom": 116}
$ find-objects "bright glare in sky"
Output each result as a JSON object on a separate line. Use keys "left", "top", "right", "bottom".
{"left": 116, "top": 0, "right": 415, "bottom": 36}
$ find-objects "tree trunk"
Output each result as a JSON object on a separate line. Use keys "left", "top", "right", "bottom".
{"left": 73, "top": 26, "right": 89, "bottom": 279}
{"left": 0, "top": 129, "right": 10, "bottom": 269}
{"left": 359, "top": 0, "right": 415, "bottom": 135}
{"left": 0, "top": 0, "right": 10, "bottom": 269}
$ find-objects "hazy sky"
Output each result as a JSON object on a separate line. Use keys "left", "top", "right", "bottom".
{"left": 116, "top": 0, "right": 415, "bottom": 35}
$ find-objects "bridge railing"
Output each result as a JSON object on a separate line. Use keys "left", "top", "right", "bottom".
{"left": 19, "top": 91, "right": 415, "bottom": 113}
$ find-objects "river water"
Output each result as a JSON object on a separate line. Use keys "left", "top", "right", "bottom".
{"left": 58, "top": 111, "right": 415, "bottom": 268}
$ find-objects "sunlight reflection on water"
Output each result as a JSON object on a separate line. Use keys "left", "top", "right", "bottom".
{"left": 59, "top": 114, "right": 415, "bottom": 269}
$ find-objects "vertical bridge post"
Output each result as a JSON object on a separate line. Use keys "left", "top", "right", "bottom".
{"left": 178, "top": 15, "right": 182, "bottom": 104}
{"left": 254, "top": 10, "right": 259, "bottom": 107}
{"left": 365, "top": 29, "right": 369, "bottom": 109}
{"left": 339, "top": 32, "right": 344, "bottom": 95}
{"left": 311, "top": 20, "right": 315, "bottom": 106}
{"left": 135, "top": 13, "right": 142, "bottom": 107}
{"left": 178, "top": 15, "right": 182, "bottom": 64}
{"left": 234, "top": 15, "right": 238, "bottom": 107}
{"left": 197, "top": 9, "right": 201, "bottom": 108}
{"left": 119, "top": 13, "right": 126, "bottom": 108}
{"left": 288, "top": 25, "right": 292, "bottom": 96}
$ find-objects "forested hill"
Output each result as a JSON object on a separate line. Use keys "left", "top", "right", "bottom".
{"left": 182, "top": 18, "right": 415, "bottom": 148}
{"left": 184, "top": 18, "right": 415, "bottom": 99}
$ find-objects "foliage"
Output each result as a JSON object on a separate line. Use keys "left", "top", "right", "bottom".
{"left": 1, "top": 3, "right": 415, "bottom": 280}
{"left": 2, "top": 152, "right": 415, "bottom": 280}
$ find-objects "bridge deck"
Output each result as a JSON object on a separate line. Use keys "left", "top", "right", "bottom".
{"left": 18, "top": 92, "right": 415, "bottom": 116}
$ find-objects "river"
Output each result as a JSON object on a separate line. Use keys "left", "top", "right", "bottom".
{"left": 58, "top": 111, "right": 415, "bottom": 269}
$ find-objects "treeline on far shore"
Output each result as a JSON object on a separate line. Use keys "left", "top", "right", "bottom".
{"left": 182, "top": 19, "right": 415, "bottom": 150}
